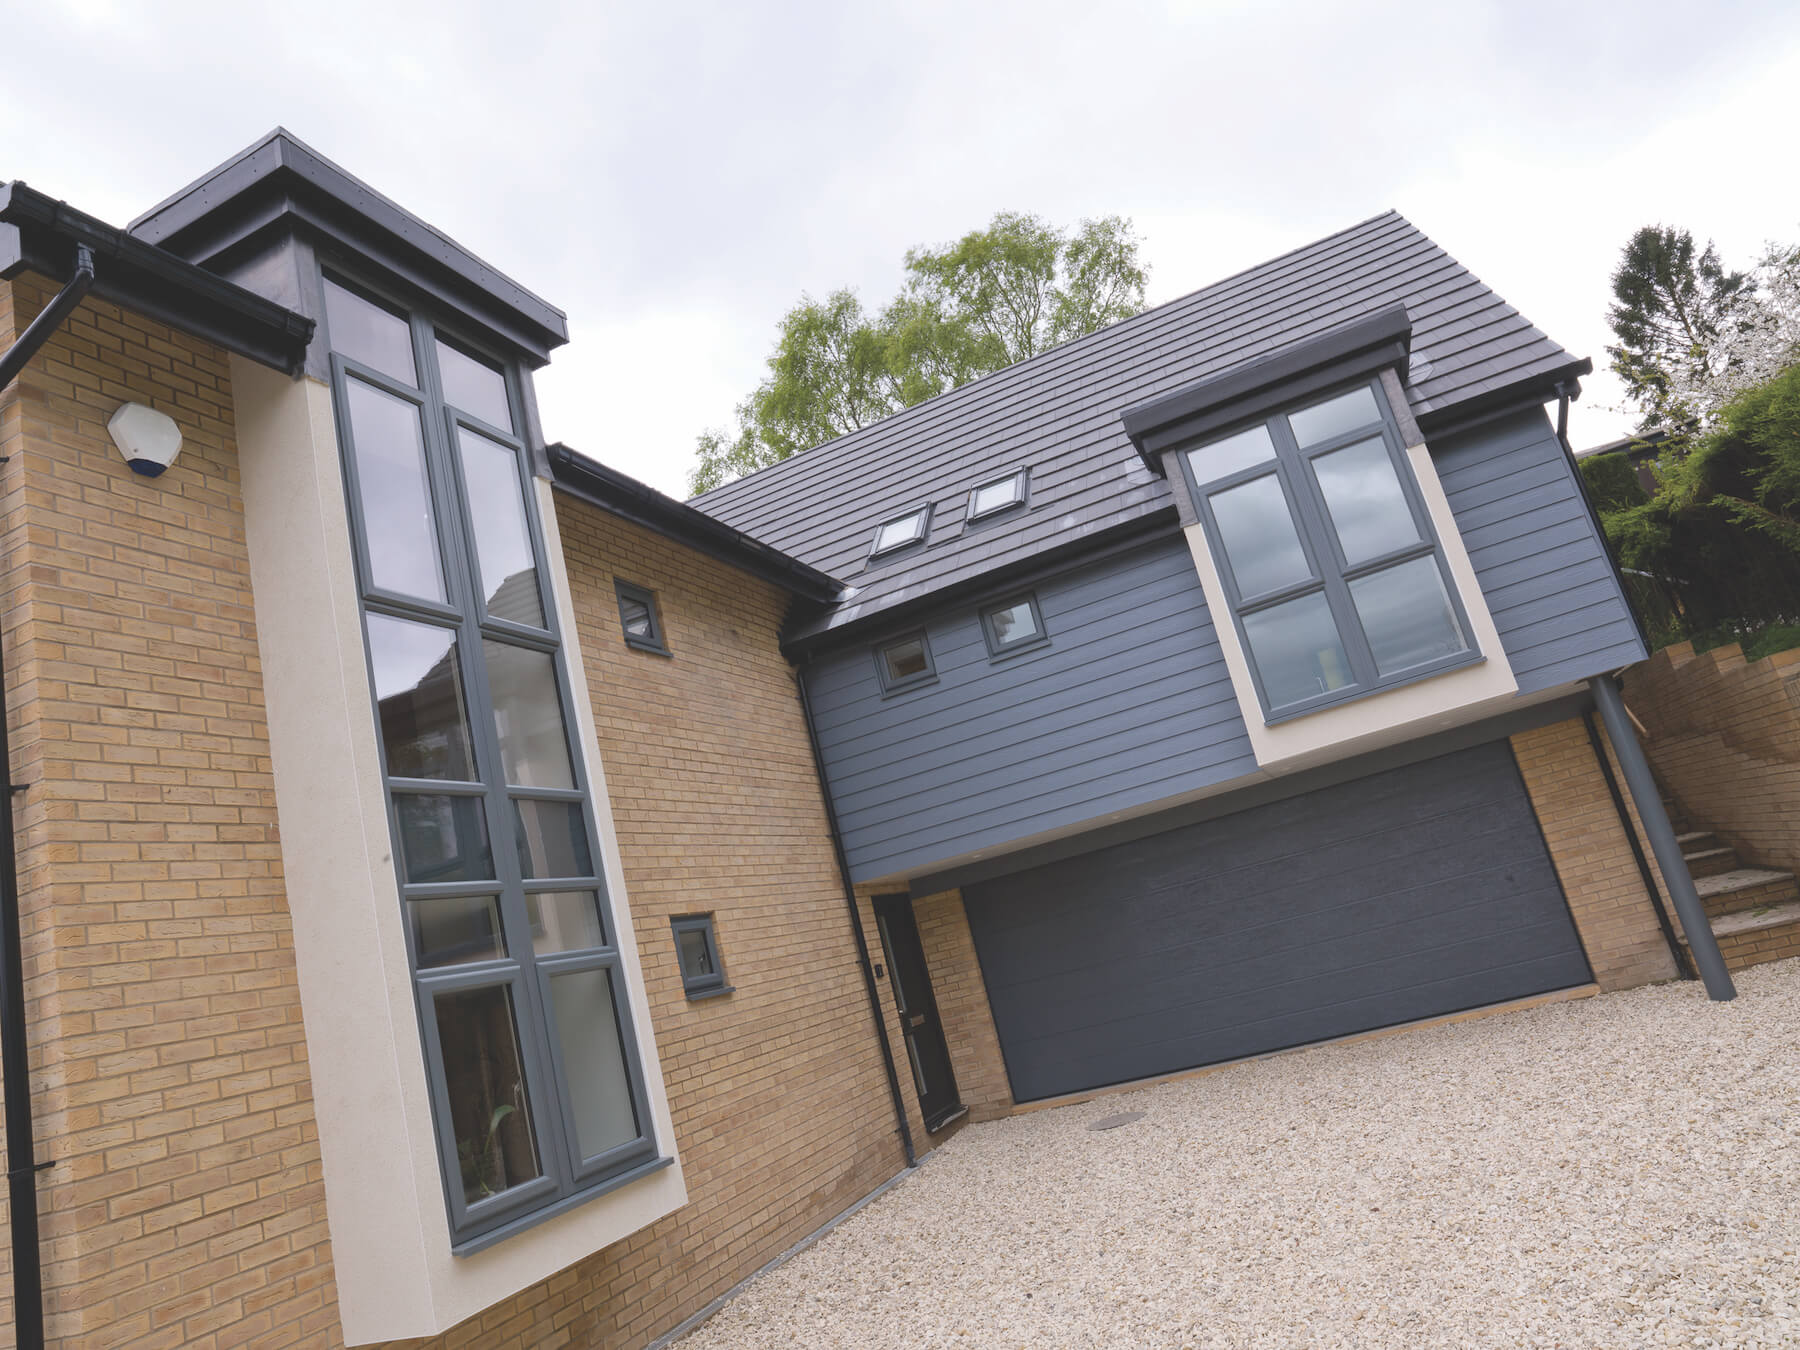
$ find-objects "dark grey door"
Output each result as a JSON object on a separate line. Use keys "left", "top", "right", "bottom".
{"left": 963, "top": 740, "right": 1591, "bottom": 1102}
{"left": 874, "top": 894, "right": 962, "bottom": 1131}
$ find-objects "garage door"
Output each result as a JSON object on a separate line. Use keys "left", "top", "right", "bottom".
{"left": 962, "top": 740, "right": 1590, "bottom": 1102}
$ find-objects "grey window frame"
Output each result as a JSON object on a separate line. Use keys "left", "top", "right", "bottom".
{"left": 979, "top": 591, "right": 1050, "bottom": 660}
{"left": 322, "top": 265, "right": 665, "bottom": 1253}
{"left": 1176, "top": 375, "right": 1479, "bottom": 724}
{"left": 613, "top": 579, "right": 669, "bottom": 656}
{"left": 867, "top": 503, "right": 933, "bottom": 561}
{"left": 873, "top": 628, "right": 938, "bottom": 697}
{"left": 966, "top": 467, "right": 1029, "bottom": 523}
{"left": 669, "top": 914, "right": 732, "bottom": 999}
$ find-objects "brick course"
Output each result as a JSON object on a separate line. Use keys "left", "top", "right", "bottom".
{"left": 1510, "top": 717, "right": 1679, "bottom": 991}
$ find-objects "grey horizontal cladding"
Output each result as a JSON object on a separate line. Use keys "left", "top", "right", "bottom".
{"left": 1436, "top": 407, "right": 1646, "bottom": 691}
{"left": 805, "top": 536, "right": 1255, "bottom": 882}
{"left": 695, "top": 210, "right": 1587, "bottom": 644}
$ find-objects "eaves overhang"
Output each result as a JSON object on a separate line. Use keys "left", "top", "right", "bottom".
{"left": 0, "top": 181, "right": 314, "bottom": 374}
{"left": 546, "top": 444, "right": 845, "bottom": 605}
{"left": 129, "top": 129, "right": 567, "bottom": 367}
{"left": 1121, "top": 302, "right": 1414, "bottom": 474}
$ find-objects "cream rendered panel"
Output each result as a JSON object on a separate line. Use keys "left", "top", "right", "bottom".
{"left": 232, "top": 358, "right": 685, "bottom": 1346}
{"left": 1182, "top": 436, "right": 1519, "bottom": 774}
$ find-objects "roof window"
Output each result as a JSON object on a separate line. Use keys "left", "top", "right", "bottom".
{"left": 968, "top": 468, "right": 1028, "bottom": 521}
{"left": 870, "top": 505, "right": 931, "bottom": 557}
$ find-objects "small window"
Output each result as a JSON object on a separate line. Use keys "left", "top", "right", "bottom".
{"left": 614, "top": 580, "right": 668, "bottom": 655}
{"left": 870, "top": 506, "right": 931, "bottom": 558}
{"left": 980, "top": 593, "right": 1049, "bottom": 659}
{"left": 670, "top": 915, "right": 730, "bottom": 999}
{"left": 968, "top": 469, "right": 1028, "bottom": 521}
{"left": 875, "top": 630, "right": 937, "bottom": 696}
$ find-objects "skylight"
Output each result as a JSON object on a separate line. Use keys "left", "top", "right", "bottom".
{"left": 968, "top": 468, "right": 1028, "bottom": 520}
{"left": 871, "top": 506, "right": 930, "bottom": 556}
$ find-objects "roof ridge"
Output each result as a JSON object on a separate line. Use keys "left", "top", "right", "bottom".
{"left": 691, "top": 210, "right": 1410, "bottom": 506}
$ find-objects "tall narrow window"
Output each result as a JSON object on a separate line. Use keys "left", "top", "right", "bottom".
{"left": 1179, "top": 379, "right": 1474, "bottom": 721}
{"left": 324, "top": 275, "right": 658, "bottom": 1247}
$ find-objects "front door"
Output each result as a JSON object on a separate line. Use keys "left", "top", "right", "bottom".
{"left": 874, "top": 894, "right": 962, "bottom": 1131}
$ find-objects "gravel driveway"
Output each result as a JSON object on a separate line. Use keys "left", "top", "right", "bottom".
{"left": 680, "top": 960, "right": 1800, "bottom": 1348}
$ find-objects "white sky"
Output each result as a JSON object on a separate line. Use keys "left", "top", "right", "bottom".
{"left": 7, "top": 0, "right": 1800, "bottom": 496}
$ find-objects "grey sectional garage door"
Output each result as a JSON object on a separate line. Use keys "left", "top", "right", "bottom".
{"left": 962, "top": 740, "right": 1591, "bottom": 1102}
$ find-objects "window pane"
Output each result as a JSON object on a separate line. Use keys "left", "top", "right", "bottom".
{"left": 324, "top": 280, "right": 416, "bottom": 385}
{"left": 436, "top": 985, "right": 542, "bottom": 1204}
{"left": 1349, "top": 556, "right": 1469, "bottom": 676}
{"left": 1311, "top": 436, "right": 1421, "bottom": 565}
{"left": 1242, "top": 592, "right": 1353, "bottom": 709}
{"left": 882, "top": 638, "right": 928, "bottom": 683}
{"left": 368, "top": 614, "right": 476, "bottom": 781}
{"left": 874, "top": 511, "right": 926, "bottom": 553}
{"left": 458, "top": 428, "right": 543, "bottom": 628}
{"left": 483, "top": 641, "right": 575, "bottom": 788}
{"left": 548, "top": 968, "right": 640, "bottom": 1160}
{"left": 1186, "top": 423, "right": 1276, "bottom": 481}
{"left": 528, "top": 890, "right": 605, "bottom": 955}
{"left": 988, "top": 601, "right": 1039, "bottom": 648}
{"left": 619, "top": 596, "right": 653, "bottom": 639}
{"left": 436, "top": 339, "right": 513, "bottom": 431}
{"left": 1288, "top": 384, "right": 1382, "bottom": 448}
{"left": 395, "top": 794, "right": 494, "bottom": 883}
{"left": 345, "top": 379, "right": 445, "bottom": 602}
{"left": 677, "top": 927, "right": 715, "bottom": 979}
{"left": 410, "top": 894, "right": 506, "bottom": 968}
{"left": 1209, "top": 474, "right": 1312, "bottom": 597}
{"left": 514, "top": 798, "right": 594, "bottom": 879}
{"left": 971, "top": 474, "right": 1022, "bottom": 516}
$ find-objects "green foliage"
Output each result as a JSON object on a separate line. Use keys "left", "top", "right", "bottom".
{"left": 1589, "top": 364, "right": 1800, "bottom": 650}
{"left": 689, "top": 213, "right": 1148, "bottom": 494}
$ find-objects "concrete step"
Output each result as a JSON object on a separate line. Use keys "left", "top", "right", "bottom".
{"left": 1704, "top": 901, "right": 1800, "bottom": 972}
{"left": 1677, "top": 830, "right": 1721, "bottom": 853}
{"left": 1694, "top": 868, "right": 1800, "bottom": 920}
{"left": 1683, "top": 846, "right": 1744, "bottom": 880}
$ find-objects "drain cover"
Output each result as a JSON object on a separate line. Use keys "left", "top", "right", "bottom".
{"left": 1086, "top": 1111, "right": 1145, "bottom": 1132}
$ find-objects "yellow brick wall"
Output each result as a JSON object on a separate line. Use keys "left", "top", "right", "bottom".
{"left": 0, "top": 276, "right": 336, "bottom": 1349}
{"left": 1511, "top": 716, "right": 1679, "bottom": 991}
{"left": 363, "top": 496, "right": 905, "bottom": 1349}
{"left": 1623, "top": 641, "right": 1800, "bottom": 873}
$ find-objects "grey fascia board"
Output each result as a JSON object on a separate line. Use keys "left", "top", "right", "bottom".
{"left": 782, "top": 506, "right": 1181, "bottom": 658}
{"left": 1413, "top": 357, "right": 1595, "bottom": 437}
{"left": 1120, "top": 302, "right": 1414, "bottom": 473}
{"left": 0, "top": 181, "right": 315, "bottom": 374}
{"left": 128, "top": 129, "right": 567, "bottom": 362}
{"left": 547, "top": 443, "right": 845, "bottom": 603}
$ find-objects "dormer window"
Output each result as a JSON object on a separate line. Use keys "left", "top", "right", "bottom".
{"left": 1178, "top": 378, "right": 1475, "bottom": 721}
{"left": 967, "top": 468, "right": 1028, "bottom": 521}
{"left": 870, "top": 505, "right": 931, "bottom": 558}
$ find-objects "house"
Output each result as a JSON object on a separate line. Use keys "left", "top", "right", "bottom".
{"left": 0, "top": 129, "right": 1740, "bottom": 1349}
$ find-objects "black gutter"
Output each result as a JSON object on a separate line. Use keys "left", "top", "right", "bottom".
{"left": 547, "top": 444, "right": 844, "bottom": 605}
{"left": 1583, "top": 710, "right": 1692, "bottom": 980}
{"left": 795, "top": 667, "right": 916, "bottom": 1168}
{"left": 0, "top": 245, "right": 94, "bottom": 1350}
{"left": 0, "top": 181, "right": 313, "bottom": 375}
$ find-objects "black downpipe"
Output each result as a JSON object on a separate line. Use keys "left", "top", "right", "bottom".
{"left": 0, "top": 242, "right": 94, "bottom": 1350}
{"left": 1583, "top": 710, "right": 1693, "bottom": 979}
{"left": 795, "top": 669, "right": 916, "bottom": 1168}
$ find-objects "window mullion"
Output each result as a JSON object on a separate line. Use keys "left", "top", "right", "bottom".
{"left": 1274, "top": 418, "right": 1380, "bottom": 690}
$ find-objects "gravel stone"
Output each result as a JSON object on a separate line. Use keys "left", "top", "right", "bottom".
{"left": 678, "top": 960, "right": 1800, "bottom": 1348}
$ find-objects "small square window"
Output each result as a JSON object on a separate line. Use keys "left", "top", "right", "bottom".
{"left": 614, "top": 580, "right": 669, "bottom": 655}
{"left": 968, "top": 469, "right": 1028, "bottom": 521}
{"left": 875, "top": 630, "right": 937, "bottom": 696}
{"left": 670, "top": 915, "right": 730, "bottom": 999}
{"left": 871, "top": 506, "right": 931, "bottom": 557}
{"left": 980, "top": 593, "right": 1049, "bottom": 659}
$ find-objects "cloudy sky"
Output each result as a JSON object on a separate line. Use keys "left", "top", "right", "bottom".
{"left": 8, "top": 0, "right": 1800, "bottom": 496}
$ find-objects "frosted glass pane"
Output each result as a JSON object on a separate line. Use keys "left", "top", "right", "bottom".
{"left": 550, "top": 968, "right": 640, "bottom": 1160}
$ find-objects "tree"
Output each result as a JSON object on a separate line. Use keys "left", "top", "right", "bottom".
{"left": 1607, "top": 226, "right": 1800, "bottom": 432}
{"left": 688, "top": 213, "right": 1147, "bottom": 494}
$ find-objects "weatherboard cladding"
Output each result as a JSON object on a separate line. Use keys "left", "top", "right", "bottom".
{"left": 693, "top": 211, "right": 1583, "bottom": 642}
{"left": 1435, "top": 407, "right": 1645, "bottom": 692}
{"left": 804, "top": 535, "right": 1257, "bottom": 882}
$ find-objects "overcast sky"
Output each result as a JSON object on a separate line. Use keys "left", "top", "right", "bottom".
{"left": 8, "top": 1, "right": 1800, "bottom": 496}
